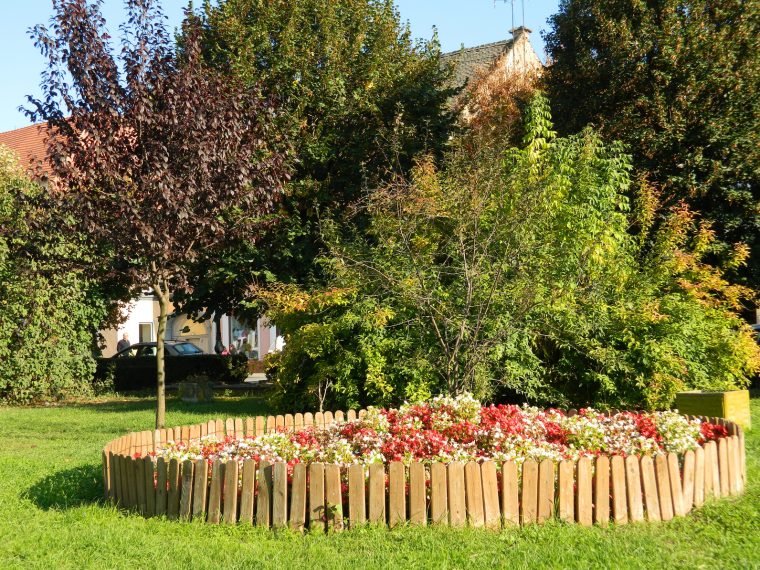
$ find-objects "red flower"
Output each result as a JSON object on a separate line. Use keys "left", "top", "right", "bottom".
{"left": 291, "top": 427, "right": 320, "bottom": 448}
{"left": 441, "top": 421, "right": 479, "bottom": 444}
{"left": 542, "top": 420, "right": 568, "bottom": 446}
{"left": 699, "top": 422, "right": 728, "bottom": 443}
{"left": 634, "top": 415, "right": 660, "bottom": 442}
{"left": 479, "top": 404, "right": 525, "bottom": 435}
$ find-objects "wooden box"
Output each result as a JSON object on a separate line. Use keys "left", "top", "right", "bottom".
{"left": 675, "top": 390, "right": 751, "bottom": 429}
{"left": 246, "top": 359, "right": 266, "bottom": 374}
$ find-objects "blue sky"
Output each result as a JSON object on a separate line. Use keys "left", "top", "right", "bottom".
{"left": 0, "top": 0, "right": 558, "bottom": 132}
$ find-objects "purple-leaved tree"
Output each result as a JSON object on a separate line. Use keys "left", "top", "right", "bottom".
{"left": 25, "top": 0, "right": 289, "bottom": 427}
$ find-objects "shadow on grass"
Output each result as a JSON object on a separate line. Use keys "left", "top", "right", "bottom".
{"left": 67, "top": 391, "right": 276, "bottom": 417}
{"left": 24, "top": 463, "right": 104, "bottom": 511}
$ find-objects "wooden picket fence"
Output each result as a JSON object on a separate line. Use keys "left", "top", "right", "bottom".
{"left": 101, "top": 410, "right": 747, "bottom": 530}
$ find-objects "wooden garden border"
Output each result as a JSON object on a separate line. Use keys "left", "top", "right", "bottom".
{"left": 101, "top": 410, "right": 747, "bottom": 530}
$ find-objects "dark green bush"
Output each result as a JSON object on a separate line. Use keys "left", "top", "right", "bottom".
{"left": 94, "top": 353, "right": 248, "bottom": 391}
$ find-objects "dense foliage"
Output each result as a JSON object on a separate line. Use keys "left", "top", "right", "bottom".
{"left": 262, "top": 95, "right": 760, "bottom": 412}
{"left": 544, "top": 0, "right": 760, "bottom": 288}
{"left": 26, "top": 0, "right": 289, "bottom": 426}
{"left": 0, "top": 146, "right": 110, "bottom": 403}
{"left": 173, "top": 0, "right": 456, "bottom": 323}
{"left": 454, "top": 62, "right": 540, "bottom": 150}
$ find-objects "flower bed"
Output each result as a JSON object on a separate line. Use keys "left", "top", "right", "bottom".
{"left": 149, "top": 395, "right": 729, "bottom": 474}
{"left": 101, "top": 396, "right": 746, "bottom": 530}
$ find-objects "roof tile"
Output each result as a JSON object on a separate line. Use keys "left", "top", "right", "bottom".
{"left": 0, "top": 123, "right": 50, "bottom": 176}
{"left": 441, "top": 39, "right": 513, "bottom": 88}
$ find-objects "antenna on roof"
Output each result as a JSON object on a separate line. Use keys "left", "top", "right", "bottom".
{"left": 495, "top": 0, "right": 530, "bottom": 69}
{"left": 522, "top": 0, "right": 526, "bottom": 67}
{"left": 494, "top": 0, "right": 517, "bottom": 68}
{"left": 494, "top": 0, "right": 516, "bottom": 32}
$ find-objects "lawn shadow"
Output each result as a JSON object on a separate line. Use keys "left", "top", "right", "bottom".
{"left": 24, "top": 463, "right": 104, "bottom": 511}
{"left": 68, "top": 391, "right": 276, "bottom": 417}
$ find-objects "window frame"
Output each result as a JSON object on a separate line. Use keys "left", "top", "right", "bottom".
{"left": 138, "top": 322, "right": 154, "bottom": 343}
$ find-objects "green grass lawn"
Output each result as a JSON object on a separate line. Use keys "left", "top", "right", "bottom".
{"left": 0, "top": 393, "right": 758, "bottom": 569}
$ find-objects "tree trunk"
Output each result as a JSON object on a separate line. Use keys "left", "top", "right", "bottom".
{"left": 154, "top": 285, "right": 169, "bottom": 429}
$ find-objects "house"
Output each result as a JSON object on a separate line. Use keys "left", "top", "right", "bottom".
{"left": 0, "top": 123, "right": 50, "bottom": 176}
{"left": 441, "top": 26, "right": 542, "bottom": 89}
{"left": 0, "top": 123, "right": 282, "bottom": 360}
{"left": 441, "top": 26, "right": 543, "bottom": 122}
{"left": 100, "top": 292, "right": 281, "bottom": 359}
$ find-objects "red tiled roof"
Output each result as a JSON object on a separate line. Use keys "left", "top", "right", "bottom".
{"left": 0, "top": 123, "right": 50, "bottom": 176}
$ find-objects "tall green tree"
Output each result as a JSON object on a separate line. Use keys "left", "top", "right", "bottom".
{"left": 173, "top": 0, "right": 455, "bottom": 322}
{"left": 544, "top": 0, "right": 760, "bottom": 288}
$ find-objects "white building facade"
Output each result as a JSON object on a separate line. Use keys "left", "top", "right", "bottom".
{"left": 101, "top": 293, "right": 282, "bottom": 359}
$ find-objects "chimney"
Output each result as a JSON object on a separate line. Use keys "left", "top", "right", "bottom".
{"left": 509, "top": 26, "right": 532, "bottom": 42}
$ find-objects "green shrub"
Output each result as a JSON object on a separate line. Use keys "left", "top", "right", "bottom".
{"left": 0, "top": 146, "right": 109, "bottom": 404}
{"left": 223, "top": 353, "right": 250, "bottom": 384}
{"left": 263, "top": 288, "right": 433, "bottom": 411}
{"left": 262, "top": 95, "right": 760, "bottom": 412}
{"left": 91, "top": 360, "right": 115, "bottom": 396}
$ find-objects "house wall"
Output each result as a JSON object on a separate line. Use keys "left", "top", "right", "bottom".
{"left": 453, "top": 27, "right": 543, "bottom": 124}
{"left": 500, "top": 32, "right": 542, "bottom": 74}
{"left": 101, "top": 294, "right": 282, "bottom": 360}
{"left": 259, "top": 319, "right": 271, "bottom": 356}
{"left": 168, "top": 313, "right": 213, "bottom": 354}
{"left": 473, "top": 33, "right": 542, "bottom": 97}
{"left": 101, "top": 327, "right": 118, "bottom": 356}
{"left": 103, "top": 294, "right": 157, "bottom": 355}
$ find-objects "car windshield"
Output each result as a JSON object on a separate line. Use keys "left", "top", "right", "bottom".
{"left": 172, "top": 343, "right": 203, "bottom": 354}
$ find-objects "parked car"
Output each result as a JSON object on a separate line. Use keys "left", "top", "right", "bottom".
{"left": 114, "top": 341, "right": 205, "bottom": 357}
{"left": 96, "top": 341, "right": 248, "bottom": 391}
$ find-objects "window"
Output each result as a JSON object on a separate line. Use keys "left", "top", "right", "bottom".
{"left": 139, "top": 322, "right": 153, "bottom": 343}
{"left": 116, "top": 347, "right": 139, "bottom": 358}
{"left": 173, "top": 343, "right": 203, "bottom": 355}
{"left": 137, "top": 345, "right": 157, "bottom": 357}
{"left": 228, "top": 316, "right": 258, "bottom": 358}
